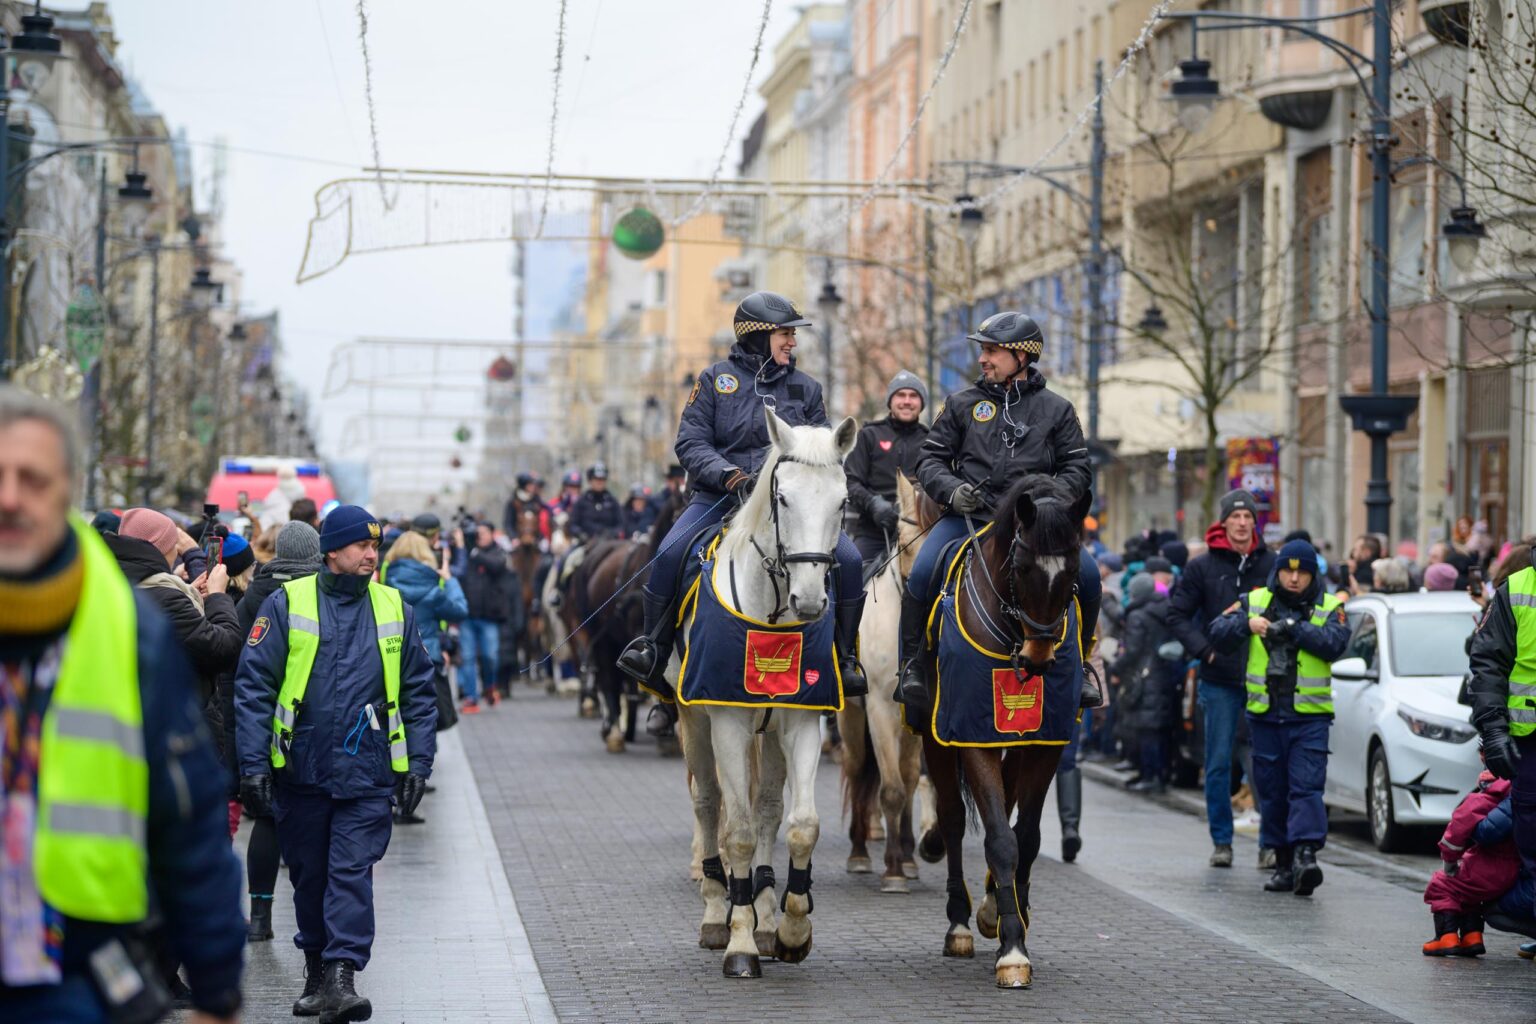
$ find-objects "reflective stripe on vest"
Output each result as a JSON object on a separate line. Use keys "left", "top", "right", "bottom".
{"left": 271, "top": 576, "right": 410, "bottom": 771}
{"left": 34, "top": 516, "right": 149, "bottom": 923}
{"left": 1506, "top": 567, "right": 1536, "bottom": 735}
{"left": 1244, "top": 588, "right": 1343, "bottom": 715}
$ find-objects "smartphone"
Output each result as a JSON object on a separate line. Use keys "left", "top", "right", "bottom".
{"left": 201, "top": 504, "right": 223, "bottom": 566}
{"left": 237, "top": 490, "right": 249, "bottom": 506}
{"left": 1468, "top": 565, "right": 1485, "bottom": 595}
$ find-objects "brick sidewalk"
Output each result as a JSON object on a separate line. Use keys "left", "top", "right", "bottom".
{"left": 462, "top": 692, "right": 1416, "bottom": 1024}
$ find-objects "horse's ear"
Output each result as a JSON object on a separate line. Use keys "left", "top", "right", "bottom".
{"left": 1071, "top": 487, "right": 1094, "bottom": 528}
{"left": 833, "top": 416, "right": 858, "bottom": 459}
{"left": 764, "top": 407, "right": 791, "bottom": 454}
{"left": 1015, "top": 492, "right": 1037, "bottom": 531}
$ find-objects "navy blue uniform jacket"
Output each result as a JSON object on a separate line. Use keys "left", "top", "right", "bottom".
{"left": 676, "top": 344, "right": 827, "bottom": 499}
{"left": 234, "top": 571, "right": 438, "bottom": 796}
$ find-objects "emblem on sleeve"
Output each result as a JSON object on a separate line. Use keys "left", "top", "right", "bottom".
{"left": 715, "top": 374, "right": 740, "bottom": 395}
{"left": 248, "top": 616, "right": 270, "bottom": 646}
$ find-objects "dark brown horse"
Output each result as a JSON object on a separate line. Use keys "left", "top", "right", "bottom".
{"left": 509, "top": 510, "right": 552, "bottom": 685}
{"left": 915, "top": 473, "right": 1089, "bottom": 989}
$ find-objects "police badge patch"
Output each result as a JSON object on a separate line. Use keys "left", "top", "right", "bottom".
{"left": 973, "top": 401, "right": 997, "bottom": 422}
{"left": 715, "top": 374, "right": 740, "bottom": 395}
{"left": 248, "top": 616, "right": 270, "bottom": 646}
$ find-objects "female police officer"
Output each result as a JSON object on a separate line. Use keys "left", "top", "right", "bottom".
{"left": 897, "top": 311, "right": 1101, "bottom": 709}
{"left": 617, "top": 291, "right": 868, "bottom": 726}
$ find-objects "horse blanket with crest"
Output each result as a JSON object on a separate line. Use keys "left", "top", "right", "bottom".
{"left": 928, "top": 536, "right": 1081, "bottom": 747}
{"left": 673, "top": 536, "right": 843, "bottom": 712}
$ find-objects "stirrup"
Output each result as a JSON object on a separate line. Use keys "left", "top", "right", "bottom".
{"left": 616, "top": 637, "right": 658, "bottom": 682}
{"left": 1078, "top": 661, "right": 1105, "bottom": 709}
{"left": 840, "top": 656, "right": 868, "bottom": 698}
{"left": 645, "top": 701, "right": 677, "bottom": 737}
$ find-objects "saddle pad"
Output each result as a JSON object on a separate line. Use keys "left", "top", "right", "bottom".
{"left": 931, "top": 592, "right": 1081, "bottom": 748}
{"left": 675, "top": 550, "right": 842, "bottom": 712}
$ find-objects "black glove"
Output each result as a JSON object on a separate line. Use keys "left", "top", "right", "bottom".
{"left": 1481, "top": 724, "right": 1522, "bottom": 781}
{"left": 399, "top": 772, "right": 429, "bottom": 817}
{"left": 951, "top": 483, "right": 982, "bottom": 514}
{"left": 725, "top": 469, "right": 755, "bottom": 494}
{"left": 870, "top": 497, "right": 900, "bottom": 534}
{"left": 240, "top": 772, "right": 274, "bottom": 818}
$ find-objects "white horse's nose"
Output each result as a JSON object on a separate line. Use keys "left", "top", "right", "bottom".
{"left": 791, "top": 593, "right": 828, "bottom": 620}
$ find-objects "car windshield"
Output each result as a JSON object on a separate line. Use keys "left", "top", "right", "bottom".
{"left": 1389, "top": 612, "right": 1478, "bottom": 677}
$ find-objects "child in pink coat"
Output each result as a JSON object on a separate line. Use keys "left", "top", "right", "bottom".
{"left": 1423, "top": 772, "right": 1518, "bottom": 956}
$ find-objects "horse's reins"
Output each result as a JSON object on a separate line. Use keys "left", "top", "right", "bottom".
{"left": 735, "top": 453, "right": 841, "bottom": 625}
{"left": 959, "top": 506, "right": 1075, "bottom": 658}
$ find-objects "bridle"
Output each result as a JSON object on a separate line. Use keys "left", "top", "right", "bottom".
{"left": 731, "top": 453, "right": 841, "bottom": 624}
{"left": 961, "top": 504, "right": 1076, "bottom": 656}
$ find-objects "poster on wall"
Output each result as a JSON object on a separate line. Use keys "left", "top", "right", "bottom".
{"left": 1226, "top": 437, "right": 1280, "bottom": 537}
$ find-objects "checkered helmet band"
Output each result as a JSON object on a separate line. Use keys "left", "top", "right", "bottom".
{"left": 733, "top": 320, "right": 777, "bottom": 336}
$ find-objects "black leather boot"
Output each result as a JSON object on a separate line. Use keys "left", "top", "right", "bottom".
{"left": 1293, "top": 843, "right": 1324, "bottom": 896}
{"left": 896, "top": 590, "right": 930, "bottom": 709}
{"left": 292, "top": 950, "right": 324, "bottom": 1017}
{"left": 1263, "top": 847, "right": 1295, "bottom": 892}
{"left": 1079, "top": 657, "right": 1105, "bottom": 709}
{"left": 1057, "top": 767, "right": 1083, "bottom": 863}
{"left": 247, "top": 896, "right": 273, "bottom": 942}
{"left": 835, "top": 596, "right": 868, "bottom": 698}
{"left": 617, "top": 588, "right": 675, "bottom": 694}
{"left": 318, "top": 960, "right": 370, "bottom": 1023}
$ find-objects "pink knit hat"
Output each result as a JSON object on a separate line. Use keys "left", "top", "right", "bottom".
{"left": 1423, "top": 562, "right": 1459, "bottom": 592}
{"left": 120, "top": 508, "right": 180, "bottom": 558}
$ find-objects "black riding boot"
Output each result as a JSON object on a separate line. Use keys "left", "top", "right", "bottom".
{"left": 835, "top": 596, "right": 868, "bottom": 698}
{"left": 617, "top": 588, "right": 675, "bottom": 696}
{"left": 896, "top": 589, "right": 930, "bottom": 709}
{"left": 292, "top": 950, "right": 324, "bottom": 1017}
{"left": 319, "top": 960, "right": 370, "bottom": 1023}
{"left": 1057, "top": 767, "right": 1083, "bottom": 863}
{"left": 1263, "top": 846, "right": 1295, "bottom": 892}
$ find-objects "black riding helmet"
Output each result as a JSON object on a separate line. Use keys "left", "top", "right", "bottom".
{"left": 733, "top": 291, "right": 812, "bottom": 357}
{"left": 968, "top": 311, "right": 1044, "bottom": 361}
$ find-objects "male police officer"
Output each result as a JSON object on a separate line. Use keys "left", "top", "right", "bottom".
{"left": 570, "top": 462, "right": 622, "bottom": 540}
{"left": 236, "top": 504, "right": 437, "bottom": 1022}
{"left": 1209, "top": 538, "right": 1348, "bottom": 896}
{"left": 845, "top": 370, "right": 929, "bottom": 565}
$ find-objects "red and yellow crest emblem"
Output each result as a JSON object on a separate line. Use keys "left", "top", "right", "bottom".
{"left": 992, "top": 669, "right": 1043, "bottom": 735}
{"left": 743, "top": 630, "right": 803, "bottom": 698}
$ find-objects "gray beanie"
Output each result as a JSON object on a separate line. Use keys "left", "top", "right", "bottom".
{"left": 1219, "top": 488, "right": 1258, "bottom": 523}
{"left": 275, "top": 520, "right": 323, "bottom": 563}
{"left": 1127, "top": 572, "right": 1157, "bottom": 603}
{"left": 886, "top": 370, "right": 929, "bottom": 411}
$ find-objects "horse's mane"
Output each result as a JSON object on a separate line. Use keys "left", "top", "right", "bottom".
{"left": 718, "top": 422, "right": 846, "bottom": 563}
{"left": 991, "top": 473, "right": 1081, "bottom": 556}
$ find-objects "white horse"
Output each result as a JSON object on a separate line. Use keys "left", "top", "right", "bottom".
{"left": 678, "top": 409, "right": 858, "bottom": 979}
{"left": 839, "top": 472, "right": 925, "bottom": 891}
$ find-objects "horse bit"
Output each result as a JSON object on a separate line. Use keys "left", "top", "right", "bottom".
{"left": 727, "top": 454, "right": 840, "bottom": 625}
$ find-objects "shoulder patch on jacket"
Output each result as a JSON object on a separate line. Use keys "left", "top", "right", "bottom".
{"left": 686, "top": 378, "right": 701, "bottom": 405}
{"left": 248, "top": 616, "right": 270, "bottom": 646}
{"left": 1223, "top": 601, "right": 1241, "bottom": 615}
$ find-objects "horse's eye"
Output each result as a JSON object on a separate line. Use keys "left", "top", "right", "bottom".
{"left": 778, "top": 495, "right": 789, "bottom": 507}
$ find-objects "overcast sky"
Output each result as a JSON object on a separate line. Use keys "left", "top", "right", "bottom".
{"left": 104, "top": 1, "right": 803, "bottom": 463}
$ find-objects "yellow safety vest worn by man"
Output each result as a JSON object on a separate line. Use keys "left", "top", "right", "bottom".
{"left": 234, "top": 504, "right": 437, "bottom": 1022}
{"left": 1470, "top": 564, "right": 1536, "bottom": 885}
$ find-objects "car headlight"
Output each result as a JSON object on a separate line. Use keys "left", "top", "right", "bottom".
{"left": 1396, "top": 705, "right": 1478, "bottom": 744}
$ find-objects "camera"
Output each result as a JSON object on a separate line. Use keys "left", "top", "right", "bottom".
{"left": 1264, "top": 618, "right": 1299, "bottom": 679}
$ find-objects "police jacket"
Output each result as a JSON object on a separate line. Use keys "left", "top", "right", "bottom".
{"left": 845, "top": 416, "right": 927, "bottom": 541}
{"left": 1469, "top": 584, "right": 1523, "bottom": 731}
{"left": 1208, "top": 566, "right": 1350, "bottom": 719}
{"left": 622, "top": 502, "right": 658, "bottom": 539}
{"left": 458, "top": 543, "right": 516, "bottom": 622}
{"left": 571, "top": 489, "right": 622, "bottom": 539}
{"left": 915, "top": 368, "right": 1090, "bottom": 517}
{"left": 1166, "top": 521, "right": 1277, "bottom": 687}
{"left": 234, "top": 570, "right": 438, "bottom": 797}
{"left": 0, "top": 591, "right": 245, "bottom": 1015}
{"left": 675, "top": 343, "right": 827, "bottom": 499}
{"left": 386, "top": 556, "right": 470, "bottom": 666}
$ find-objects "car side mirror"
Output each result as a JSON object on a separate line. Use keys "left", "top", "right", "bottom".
{"left": 1332, "top": 656, "right": 1378, "bottom": 682}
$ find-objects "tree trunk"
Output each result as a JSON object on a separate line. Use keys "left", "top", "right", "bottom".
{"left": 1200, "top": 400, "right": 1222, "bottom": 527}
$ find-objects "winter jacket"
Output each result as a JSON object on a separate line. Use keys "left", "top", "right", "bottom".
{"left": 1469, "top": 581, "right": 1526, "bottom": 731}
{"left": 237, "top": 556, "right": 322, "bottom": 634}
{"left": 1432, "top": 780, "right": 1520, "bottom": 906}
{"left": 386, "top": 556, "right": 470, "bottom": 665}
{"left": 915, "top": 367, "right": 1091, "bottom": 517}
{"left": 104, "top": 533, "right": 243, "bottom": 704}
{"left": 622, "top": 502, "right": 658, "bottom": 539}
{"left": 1111, "top": 592, "right": 1181, "bottom": 732}
{"left": 570, "top": 488, "right": 623, "bottom": 539}
{"left": 675, "top": 343, "right": 828, "bottom": 499}
{"left": 845, "top": 416, "right": 928, "bottom": 544}
{"left": 1166, "top": 521, "right": 1277, "bottom": 688}
{"left": 0, "top": 591, "right": 245, "bottom": 1013}
{"left": 234, "top": 570, "right": 438, "bottom": 797}
{"left": 1208, "top": 560, "right": 1350, "bottom": 718}
{"left": 457, "top": 542, "right": 516, "bottom": 622}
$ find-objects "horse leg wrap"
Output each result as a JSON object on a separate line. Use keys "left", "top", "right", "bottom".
{"left": 945, "top": 878, "right": 972, "bottom": 926}
{"left": 726, "top": 876, "right": 757, "bottom": 928}
{"left": 780, "top": 863, "right": 813, "bottom": 914}
{"left": 752, "top": 865, "right": 776, "bottom": 902}
{"left": 701, "top": 856, "right": 727, "bottom": 888}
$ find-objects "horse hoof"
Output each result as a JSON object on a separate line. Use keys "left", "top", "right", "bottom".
{"left": 995, "top": 962, "right": 1033, "bottom": 989}
{"left": 901, "top": 860, "right": 920, "bottom": 880}
{"left": 722, "top": 953, "right": 761, "bottom": 979}
{"left": 880, "top": 874, "right": 909, "bottom": 894}
{"left": 754, "top": 931, "right": 778, "bottom": 957}
{"left": 605, "top": 733, "right": 625, "bottom": 754}
{"left": 918, "top": 829, "right": 945, "bottom": 864}
{"left": 943, "top": 932, "right": 974, "bottom": 958}
{"left": 699, "top": 924, "right": 730, "bottom": 950}
{"left": 846, "top": 855, "right": 872, "bottom": 874}
{"left": 773, "top": 934, "right": 813, "bottom": 964}
{"left": 977, "top": 902, "right": 999, "bottom": 940}
{"left": 579, "top": 698, "right": 598, "bottom": 718}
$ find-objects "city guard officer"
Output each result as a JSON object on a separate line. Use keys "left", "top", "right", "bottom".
{"left": 235, "top": 504, "right": 437, "bottom": 1023}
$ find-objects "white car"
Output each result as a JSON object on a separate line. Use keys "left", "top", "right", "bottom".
{"left": 1323, "top": 591, "right": 1483, "bottom": 851}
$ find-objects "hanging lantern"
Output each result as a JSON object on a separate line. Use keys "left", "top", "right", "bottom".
{"left": 612, "top": 206, "right": 665, "bottom": 261}
{"left": 488, "top": 355, "right": 517, "bottom": 381}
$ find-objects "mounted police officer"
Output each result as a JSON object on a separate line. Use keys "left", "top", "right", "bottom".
{"left": 503, "top": 471, "right": 550, "bottom": 540}
{"left": 617, "top": 290, "right": 869, "bottom": 728}
{"left": 569, "top": 462, "right": 622, "bottom": 541}
{"left": 846, "top": 369, "right": 929, "bottom": 565}
{"left": 235, "top": 505, "right": 438, "bottom": 1023}
{"left": 898, "top": 311, "right": 1099, "bottom": 710}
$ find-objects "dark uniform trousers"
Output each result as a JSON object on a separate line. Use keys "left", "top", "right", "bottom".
{"left": 1514, "top": 735, "right": 1536, "bottom": 876}
{"left": 1249, "top": 716, "right": 1330, "bottom": 851}
{"left": 276, "top": 785, "right": 394, "bottom": 969}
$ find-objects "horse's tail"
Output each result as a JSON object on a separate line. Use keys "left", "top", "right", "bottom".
{"left": 954, "top": 757, "right": 980, "bottom": 835}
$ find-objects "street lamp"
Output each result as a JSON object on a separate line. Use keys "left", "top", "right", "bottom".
{"left": 1442, "top": 205, "right": 1487, "bottom": 274}
{"left": 1138, "top": 303, "right": 1170, "bottom": 335}
{"left": 189, "top": 266, "right": 223, "bottom": 311}
{"left": 8, "top": 3, "right": 64, "bottom": 94}
{"left": 954, "top": 193, "right": 984, "bottom": 249}
{"left": 817, "top": 259, "right": 843, "bottom": 411}
{"left": 1169, "top": 58, "right": 1219, "bottom": 134}
{"left": 116, "top": 169, "right": 154, "bottom": 236}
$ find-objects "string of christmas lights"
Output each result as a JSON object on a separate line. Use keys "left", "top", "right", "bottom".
{"left": 354, "top": 0, "right": 395, "bottom": 211}
{"left": 535, "top": 0, "right": 571, "bottom": 238}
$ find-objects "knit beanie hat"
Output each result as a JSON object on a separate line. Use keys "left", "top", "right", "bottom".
{"left": 120, "top": 508, "right": 180, "bottom": 558}
{"left": 1127, "top": 572, "right": 1157, "bottom": 603}
{"left": 1144, "top": 556, "right": 1173, "bottom": 575}
{"left": 220, "top": 533, "right": 255, "bottom": 577}
{"left": 274, "top": 521, "right": 322, "bottom": 563}
{"left": 1424, "top": 562, "right": 1459, "bottom": 592}
{"left": 886, "top": 370, "right": 929, "bottom": 411}
{"left": 91, "top": 509, "right": 121, "bottom": 535}
{"left": 1276, "top": 538, "right": 1318, "bottom": 574}
{"left": 1219, "top": 489, "right": 1257, "bottom": 523}
{"left": 1160, "top": 540, "right": 1189, "bottom": 569}
{"left": 319, "top": 504, "right": 381, "bottom": 553}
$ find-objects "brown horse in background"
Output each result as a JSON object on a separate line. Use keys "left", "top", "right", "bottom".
{"left": 509, "top": 510, "right": 552, "bottom": 685}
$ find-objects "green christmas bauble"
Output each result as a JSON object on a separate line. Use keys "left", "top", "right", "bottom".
{"left": 613, "top": 206, "right": 665, "bottom": 260}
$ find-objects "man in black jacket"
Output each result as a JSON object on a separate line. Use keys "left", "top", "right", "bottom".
{"left": 454, "top": 523, "right": 514, "bottom": 712}
{"left": 845, "top": 370, "right": 929, "bottom": 564}
{"left": 1166, "top": 488, "right": 1276, "bottom": 868}
{"left": 569, "top": 463, "right": 622, "bottom": 541}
